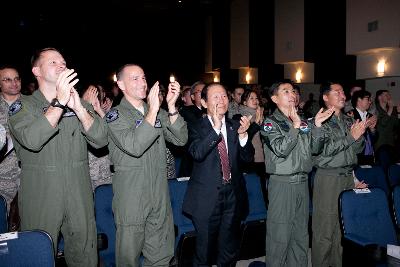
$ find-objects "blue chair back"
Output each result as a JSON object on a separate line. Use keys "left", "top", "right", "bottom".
{"left": 339, "top": 188, "right": 398, "bottom": 247}
{"left": 0, "top": 230, "right": 54, "bottom": 266}
{"left": 0, "top": 195, "right": 7, "bottom": 233}
{"left": 244, "top": 173, "right": 267, "bottom": 222}
{"left": 168, "top": 178, "right": 195, "bottom": 250}
{"left": 95, "top": 184, "right": 116, "bottom": 267}
{"left": 392, "top": 185, "right": 400, "bottom": 228}
{"left": 389, "top": 164, "right": 400, "bottom": 187}
{"left": 354, "top": 166, "right": 389, "bottom": 195}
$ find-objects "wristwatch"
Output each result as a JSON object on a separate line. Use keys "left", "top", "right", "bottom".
{"left": 50, "top": 98, "right": 66, "bottom": 109}
{"left": 168, "top": 110, "right": 179, "bottom": 116}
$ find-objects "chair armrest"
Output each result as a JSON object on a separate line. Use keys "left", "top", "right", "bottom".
{"left": 97, "top": 233, "right": 108, "bottom": 250}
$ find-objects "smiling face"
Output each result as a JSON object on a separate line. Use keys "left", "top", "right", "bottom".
{"left": 32, "top": 49, "right": 67, "bottom": 84}
{"left": 270, "top": 83, "right": 297, "bottom": 110}
{"left": 323, "top": 83, "right": 346, "bottom": 111}
{"left": 0, "top": 68, "right": 21, "bottom": 98}
{"left": 117, "top": 65, "right": 148, "bottom": 103}
{"left": 202, "top": 84, "right": 229, "bottom": 118}
{"left": 244, "top": 92, "right": 259, "bottom": 109}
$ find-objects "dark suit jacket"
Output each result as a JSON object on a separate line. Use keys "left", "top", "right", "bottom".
{"left": 179, "top": 105, "right": 204, "bottom": 125}
{"left": 353, "top": 109, "right": 376, "bottom": 163}
{"left": 183, "top": 116, "right": 254, "bottom": 221}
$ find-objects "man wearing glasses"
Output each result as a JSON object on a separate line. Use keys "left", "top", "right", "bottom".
{"left": 0, "top": 65, "right": 21, "bottom": 216}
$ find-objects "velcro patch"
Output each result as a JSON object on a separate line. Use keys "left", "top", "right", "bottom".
{"left": 105, "top": 109, "right": 119, "bottom": 123}
{"left": 154, "top": 119, "right": 162, "bottom": 128}
{"left": 8, "top": 100, "right": 22, "bottom": 116}
{"left": 263, "top": 122, "right": 273, "bottom": 132}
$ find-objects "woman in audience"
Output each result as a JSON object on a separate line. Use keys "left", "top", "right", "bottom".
{"left": 158, "top": 84, "right": 176, "bottom": 179}
{"left": 374, "top": 90, "right": 400, "bottom": 173}
{"left": 83, "top": 85, "right": 113, "bottom": 190}
{"left": 233, "top": 89, "right": 268, "bottom": 206}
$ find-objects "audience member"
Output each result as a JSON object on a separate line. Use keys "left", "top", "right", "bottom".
{"left": 8, "top": 48, "right": 108, "bottom": 266}
{"left": 312, "top": 82, "right": 367, "bottom": 267}
{"left": 106, "top": 64, "right": 187, "bottom": 266}
{"left": 183, "top": 83, "right": 253, "bottom": 266}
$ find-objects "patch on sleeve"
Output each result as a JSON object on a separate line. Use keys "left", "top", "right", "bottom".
{"left": 105, "top": 109, "right": 119, "bottom": 123}
{"left": 154, "top": 119, "right": 162, "bottom": 128}
{"left": 135, "top": 119, "right": 143, "bottom": 128}
{"left": 263, "top": 122, "right": 273, "bottom": 132}
{"left": 8, "top": 100, "right": 22, "bottom": 116}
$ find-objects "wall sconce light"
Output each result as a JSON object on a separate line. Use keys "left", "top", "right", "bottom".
{"left": 213, "top": 72, "right": 220, "bottom": 83}
{"left": 245, "top": 72, "right": 252, "bottom": 84}
{"left": 377, "top": 59, "right": 386, "bottom": 77}
{"left": 239, "top": 67, "right": 258, "bottom": 85}
{"left": 113, "top": 73, "right": 117, "bottom": 82}
{"left": 295, "top": 69, "right": 302, "bottom": 83}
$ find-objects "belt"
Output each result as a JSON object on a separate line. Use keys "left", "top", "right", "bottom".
{"left": 317, "top": 167, "right": 353, "bottom": 176}
{"left": 270, "top": 173, "right": 308, "bottom": 184}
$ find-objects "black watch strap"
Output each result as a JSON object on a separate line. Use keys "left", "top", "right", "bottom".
{"left": 50, "top": 98, "right": 66, "bottom": 109}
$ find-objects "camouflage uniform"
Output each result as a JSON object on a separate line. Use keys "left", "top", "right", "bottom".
{"left": 88, "top": 148, "right": 112, "bottom": 190}
{"left": 0, "top": 96, "right": 20, "bottom": 212}
{"left": 0, "top": 124, "right": 5, "bottom": 149}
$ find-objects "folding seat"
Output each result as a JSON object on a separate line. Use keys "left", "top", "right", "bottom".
{"left": 238, "top": 173, "right": 267, "bottom": 260}
{"left": 355, "top": 166, "right": 389, "bottom": 195}
{"left": 388, "top": 164, "right": 400, "bottom": 187}
{"left": 0, "top": 230, "right": 55, "bottom": 266}
{"left": 339, "top": 187, "right": 398, "bottom": 266}
{"left": 0, "top": 195, "right": 6, "bottom": 234}
{"left": 95, "top": 184, "right": 116, "bottom": 267}
{"left": 168, "top": 178, "right": 196, "bottom": 267}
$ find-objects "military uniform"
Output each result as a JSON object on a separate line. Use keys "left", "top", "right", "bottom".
{"left": 312, "top": 113, "right": 365, "bottom": 267}
{"left": 261, "top": 109, "right": 324, "bottom": 267}
{"left": 88, "top": 148, "right": 112, "bottom": 190}
{"left": 106, "top": 97, "right": 188, "bottom": 267}
{"left": 0, "top": 123, "right": 5, "bottom": 149}
{"left": 8, "top": 90, "right": 108, "bottom": 267}
{"left": 0, "top": 96, "right": 21, "bottom": 213}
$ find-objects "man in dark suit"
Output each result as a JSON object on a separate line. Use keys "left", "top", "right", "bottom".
{"left": 178, "top": 82, "right": 205, "bottom": 177}
{"left": 183, "top": 83, "right": 254, "bottom": 266}
{"left": 351, "top": 90, "right": 377, "bottom": 165}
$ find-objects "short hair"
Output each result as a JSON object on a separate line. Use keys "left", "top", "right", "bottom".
{"left": 115, "top": 64, "right": 141, "bottom": 81}
{"left": 268, "top": 81, "right": 294, "bottom": 97}
{"left": 201, "top": 83, "right": 227, "bottom": 101}
{"left": 190, "top": 81, "right": 205, "bottom": 95}
{"left": 319, "top": 81, "right": 341, "bottom": 108}
{"left": 351, "top": 90, "right": 371, "bottom": 108}
{"left": 31, "top": 47, "right": 61, "bottom": 67}
{"left": 0, "top": 64, "right": 18, "bottom": 72}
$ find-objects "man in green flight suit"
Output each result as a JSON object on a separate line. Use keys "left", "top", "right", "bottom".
{"left": 8, "top": 48, "right": 108, "bottom": 267}
{"left": 106, "top": 64, "right": 188, "bottom": 266}
{"left": 261, "top": 82, "right": 333, "bottom": 267}
{"left": 312, "top": 82, "right": 369, "bottom": 267}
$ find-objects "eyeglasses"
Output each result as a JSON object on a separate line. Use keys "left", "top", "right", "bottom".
{"left": 1, "top": 77, "right": 21, "bottom": 83}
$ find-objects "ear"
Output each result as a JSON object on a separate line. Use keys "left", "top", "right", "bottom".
{"left": 191, "top": 94, "right": 195, "bottom": 101}
{"left": 243, "top": 100, "right": 247, "bottom": 106}
{"left": 116, "top": 81, "right": 125, "bottom": 92}
{"left": 322, "top": 94, "right": 328, "bottom": 103}
{"left": 271, "top": 95, "right": 278, "bottom": 104}
{"left": 201, "top": 99, "right": 207, "bottom": 109}
{"left": 32, "top": 66, "right": 40, "bottom": 77}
